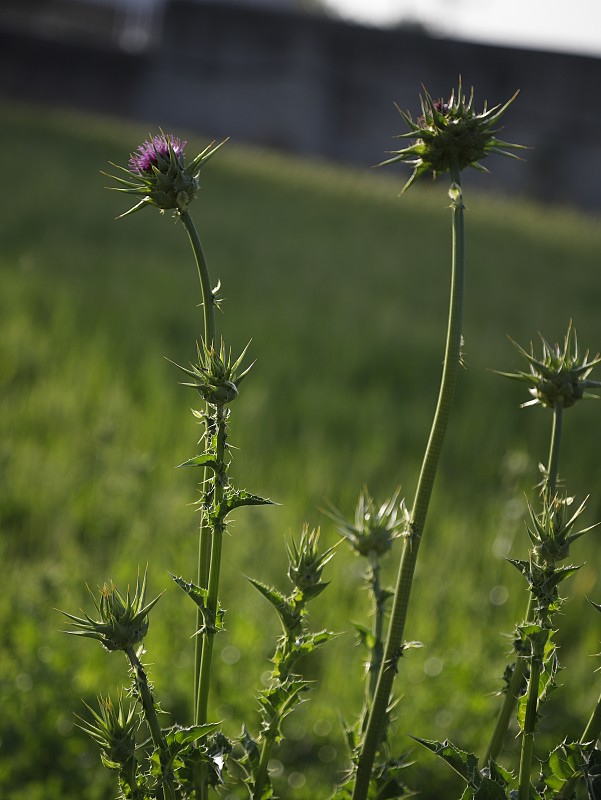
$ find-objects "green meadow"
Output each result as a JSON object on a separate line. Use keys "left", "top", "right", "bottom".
{"left": 1, "top": 101, "right": 600, "bottom": 799}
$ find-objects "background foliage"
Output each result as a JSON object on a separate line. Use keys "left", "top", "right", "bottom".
{"left": 1, "top": 102, "right": 600, "bottom": 799}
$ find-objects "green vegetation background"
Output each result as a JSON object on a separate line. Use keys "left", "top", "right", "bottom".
{"left": 1, "top": 102, "right": 600, "bottom": 799}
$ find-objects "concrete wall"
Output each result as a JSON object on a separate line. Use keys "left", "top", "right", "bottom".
{"left": 2, "top": 0, "right": 601, "bottom": 209}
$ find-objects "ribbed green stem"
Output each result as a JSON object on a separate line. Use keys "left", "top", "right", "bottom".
{"left": 352, "top": 175, "right": 465, "bottom": 800}
{"left": 517, "top": 643, "right": 544, "bottom": 800}
{"left": 126, "top": 648, "right": 176, "bottom": 800}
{"left": 179, "top": 209, "right": 216, "bottom": 348}
{"left": 196, "top": 403, "right": 227, "bottom": 728}
{"left": 483, "top": 403, "right": 564, "bottom": 765}
{"left": 546, "top": 403, "right": 563, "bottom": 500}
{"left": 482, "top": 597, "right": 532, "bottom": 765}
{"left": 366, "top": 554, "right": 385, "bottom": 706}
{"left": 254, "top": 731, "right": 274, "bottom": 800}
{"left": 581, "top": 693, "right": 601, "bottom": 746}
{"left": 178, "top": 209, "right": 217, "bottom": 727}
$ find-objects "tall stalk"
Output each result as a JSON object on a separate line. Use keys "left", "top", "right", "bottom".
{"left": 352, "top": 171, "right": 465, "bottom": 800}
{"left": 179, "top": 209, "right": 217, "bottom": 725}
{"left": 195, "top": 403, "right": 227, "bottom": 728}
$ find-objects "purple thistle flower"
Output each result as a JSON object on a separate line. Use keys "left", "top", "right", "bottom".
{"left": 128, "top": 133, "right": 187, "bottom": 175}
{"left": 106, "top": 133, "right": 227, "bottom": 218}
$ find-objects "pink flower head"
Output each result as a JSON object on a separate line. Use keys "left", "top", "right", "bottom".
{"left": 128, "top": 133, "right": 187, "bottom": 175}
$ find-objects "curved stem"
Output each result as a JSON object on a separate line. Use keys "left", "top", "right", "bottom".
{"left": 179, "top": 209, "right": 216, "bottom": 348}
{"left": 352, "top": 175, "right": 466, "bottom": 800}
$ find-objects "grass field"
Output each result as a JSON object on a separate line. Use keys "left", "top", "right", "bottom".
{"left": 1, "top": 100, "right": 601, "bottom": 799}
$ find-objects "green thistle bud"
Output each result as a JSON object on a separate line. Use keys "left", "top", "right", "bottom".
{"left": 380, "top": 79, "right": 524, "bottom": 192}
{"left": 326, "top": 488, "right": 407, "bottom": 558}
{"left": 498, "top": 322, "right": 601, "bottom": 409}
{"left": 62, "top": 569, "right": 161, "bottom": 652}
{"left": 171, "top": 339, "right": 253, "bottom": 407}
{"left": 77, "top": 694, "right": 138, "bottom": 770}
{"left": 105, "top": 132, "right": 227, "bottom": 217}
{"left": 286, "top": 526, "right": 336, "bottom": 591}
{"left": 526, "top": 494, "right": 599, "bottom": 565}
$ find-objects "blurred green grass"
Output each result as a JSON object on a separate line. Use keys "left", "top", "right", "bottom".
{"left": 1, "top": 101, "right": 601, "bottom": 799}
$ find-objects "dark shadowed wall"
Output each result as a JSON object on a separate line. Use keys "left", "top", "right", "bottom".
{"left": 2, "top": 0, "right": 601, "bottom": 209}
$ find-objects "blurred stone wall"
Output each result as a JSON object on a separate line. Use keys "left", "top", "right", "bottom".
{"left": 2, "top": 0, "right": 601, "bottom": 209}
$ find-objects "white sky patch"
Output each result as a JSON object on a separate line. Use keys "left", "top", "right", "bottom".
{"left": 323, "top": 0, "right": 601, "bottom": 57}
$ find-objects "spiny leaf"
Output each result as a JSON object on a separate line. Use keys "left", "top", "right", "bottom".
{"left": 170, "top": 575, "right": 225, "bottom": 634}
{"left": 246, "top": 577, "right": 298, "bottom": 630}
{"left": 411, "top": 738, "right": 479, "bottom": 784}
{"left": 176, "top": 453, "right": 219, "bottom": 471}
{"left": 223, "top": 489, "right": 276, "bottom": 515}
{"left": 164, "top": 722, "right": 221, "bottom": 751}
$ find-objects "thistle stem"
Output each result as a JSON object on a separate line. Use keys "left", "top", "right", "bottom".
{"left": 482, "top": 600, "right": 531, "bottom": 765}
{"left": 352, "top": 173, "right": 465, "bottom": 800}
{"left": 517, "top": 641, "right": 544, "bottom": 800}
{"left": 366, "top": 553, "right": 385, "bottom": 706}
{"left": 179, "top": 209, "right": 216, "bottom": 348}
{"left": 178, "top": 209, "right": 217, "bottom": 726}
{"left": 196, "top": 403, "right": 228, "bottom": 727}
{"left": 546, "top": 402, "right": 563, "bottom": 500}
{"left": 581, "top": 692, "right": 601, "bottom": 746}
{"left": 254, "top": 734, "right": 273, "bottom": 800}
{"left": 126, "top": 647, "right": 176, "bottom": 800}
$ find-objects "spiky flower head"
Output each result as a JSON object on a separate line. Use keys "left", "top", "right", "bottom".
{"left": 498, "top": 322, "right": 601, "bottom": 409}
{"left": 106, "top": 132, "right": 227, "bottom": 217}
{"left": 526, "top": 494, "right": 599, "bottom": 565}
{"left": 326, "top": 488, "right": 407, "bottom": 558}
{"left": 380, "top": 80, "right": 524, "bottom": 192}
{"left": 286, "top": 525, "right": 336, "bottom": 591}
{"left": 62, "top": 569, "right": 161, "bottom": 652}
{"left": 172, "top": 339, "right": 253, "bottom": 406}
{"left": 77, "top": 694, "right": 138, "bottom": 770}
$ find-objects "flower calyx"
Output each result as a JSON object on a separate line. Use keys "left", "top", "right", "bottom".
{"left": 286, "top": 525, "right": 336, "bottom": 593}
{"left": 526, "top": 494, "right": 599, "bottom": 566}
{"left": 106, "top": 132, "right": 227, "bottom": 217}
{"left": 62, "top": 568, "right": 161, "bottom": 651}
{"left": 172, "top": 339, "right": 253, "bottom": 406}
{"left": 380, "top": 79, "right": 524, "bottom": 192}
{"left": 326, "top": 487, "right": 408, "bottom": 558}
{"left": 498, "top": 322, "right": 601, "bottom": 410}
{"left": 77, "top": 694, "right": 139, "bottom": 770}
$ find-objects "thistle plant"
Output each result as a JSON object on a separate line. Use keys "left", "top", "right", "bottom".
{"left": 64, "top": 132, "right": 333, "bottom": 800}
{"left": 242, "top": 527, "right": 336, "bottom": 800}
{"left": 348, "top": 81, "right": 523, "bottom": 800}
{"left": 413, "top": 326, "right": 601, "bottom": 799}
{"left": 55, "top": 94, "right": 601, "bottom": 800}
{"left": 326, "top": 489, "right": 407, "bottom": 713}
{"left": 484, "top": 325, "right": 601, "bottom": 770}
{"left": 327, "top": 489, "right": 415, "bottom": 800}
